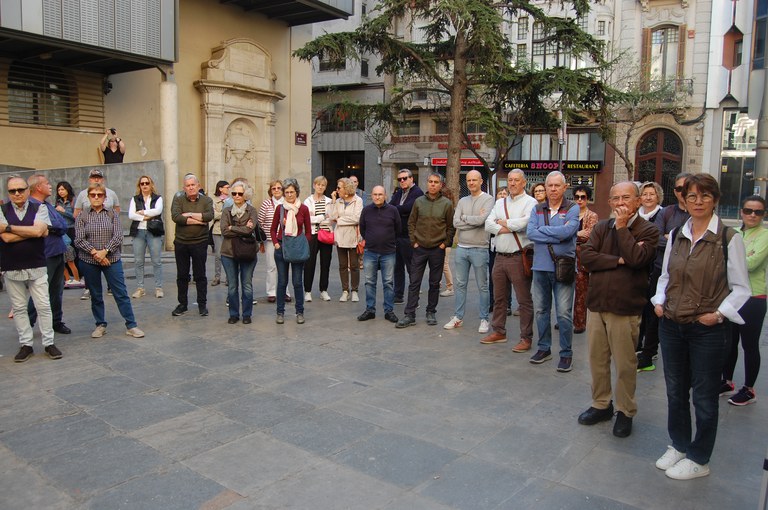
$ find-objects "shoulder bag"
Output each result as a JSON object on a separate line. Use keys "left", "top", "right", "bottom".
{"left": 504, "top": 198, "right": 533, "bottom": 277}
{"left": 229, "top": 210, "right": 258, "bottom": 262}
{"left": 543, "top": 204, "right": 575, "bottom": 284}
{"left": 279, "top": 206, "right": 310, "bottom": 263}
{"left": 318, "top": 228, "right": 335, "bottom": 245}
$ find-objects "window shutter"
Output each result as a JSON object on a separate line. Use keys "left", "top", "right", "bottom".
{"left": 641, "top": 28, "right": 651, "bottom": 90}
{"left": 677, "top": 24, "right": 687, "bottom": 82}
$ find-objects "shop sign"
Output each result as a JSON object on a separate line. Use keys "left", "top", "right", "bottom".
{"left": 501, "top": 160, "right": 602, "bottom": 172}
{"left": 431, "top": 158, "right": 484, "bottom": 166}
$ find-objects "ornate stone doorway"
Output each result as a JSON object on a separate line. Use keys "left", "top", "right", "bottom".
{"left": 195, "top": 38, "right": 284, "bottom": 197}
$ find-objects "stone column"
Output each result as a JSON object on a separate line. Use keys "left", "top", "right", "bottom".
{"left": 160, "top": 70, "right": 178, "bottom": 250}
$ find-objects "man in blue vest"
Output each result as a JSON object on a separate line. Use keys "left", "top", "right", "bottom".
{"left": 0, "top": 175, "right": 62, "bottom": 362}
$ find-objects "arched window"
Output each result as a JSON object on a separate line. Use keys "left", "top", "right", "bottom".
{"left": 636, "top": 128, "right": 682, "bottom": 206}
{"left": 8, "top": 62, "right": 72, "bottom": 127}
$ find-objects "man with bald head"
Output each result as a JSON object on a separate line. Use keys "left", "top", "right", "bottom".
{"left": 358, "top": 185, "right": 401, "bottom": 322}
{"left": 578, "top": 181, "right": 659, "bottom": 438}
{"left": 443, "top": 170, "right": 494, "bottom": 333}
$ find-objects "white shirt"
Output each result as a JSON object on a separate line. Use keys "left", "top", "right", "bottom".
{"left": 485, "top": 192, "right": 537, "bottom": 254}
{"left": 128, "top": 195, "right": 164, "bottom": 230}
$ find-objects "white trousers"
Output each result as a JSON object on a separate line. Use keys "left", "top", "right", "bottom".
{"left": 7, "top": 274, "right": 54, "bottom": 347}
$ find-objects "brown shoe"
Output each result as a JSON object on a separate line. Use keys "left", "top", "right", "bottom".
{"left": 511, "top": 338, "right": 532, "bottom": 353}
{"left": 480, "top": 332, "right": 507, "bottom": 344}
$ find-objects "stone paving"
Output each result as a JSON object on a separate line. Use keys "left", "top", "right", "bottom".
{"left": 1, "top": 253, "right": 766, "bottom": 509}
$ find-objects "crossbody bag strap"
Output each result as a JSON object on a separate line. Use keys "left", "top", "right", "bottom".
{"left": 503, "top": 198, "right": 524, "bottom": 252}
{"left": 541, "top": 203, "right": 558, "bottom": 262}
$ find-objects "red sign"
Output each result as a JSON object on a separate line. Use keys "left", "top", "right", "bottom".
{"left": 431, "top": 158, "right": 484, "bottom": 166}
{"left": 294, "top": 132, "right": 307, "bottom": 146}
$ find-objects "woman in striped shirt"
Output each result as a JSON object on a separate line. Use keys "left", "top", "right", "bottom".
{"left": 258, "top": 180, "right": 290, "bottom": 303}
{"left": 303, "top": 176, "right": 334, "bottom": 302}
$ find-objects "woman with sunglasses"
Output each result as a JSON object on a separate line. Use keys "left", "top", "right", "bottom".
{"left": 75, "top": 183, "right": 144, "bottom": 339}
{"left": 573, "top": 185, "right": 598, "bottom": 334}
{"left": 652, "top": 173, "right": 750, "bottom": 480}
{"left": 128, "top": 175, "right": 164, "bottom": 299}
{"left": 210, "top": 180, "right": 230, "bottom": 286}
{"left": 720, "top": 195, "right": 768, "bottom": 406}
{"left": 220, "top": 181, "right": 259, "bottom": 324}
{"left": 259, "top": 180, "right": 290, "bottom": 303}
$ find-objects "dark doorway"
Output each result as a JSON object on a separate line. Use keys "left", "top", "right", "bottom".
{"left": 635, "top": 129, "right": 683, "bottom": 206}
{"left": 322, "top": 152, "right": 365, "bottom": 193}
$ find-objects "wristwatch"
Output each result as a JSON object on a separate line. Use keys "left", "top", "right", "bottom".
{"left": 4, "top": 225, "right": 11, "bottom": 233}
{"left": 715, "top": 311, "right": 724, "bottom": 324}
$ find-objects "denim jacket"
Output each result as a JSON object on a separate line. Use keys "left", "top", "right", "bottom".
{"left": 526, "top": 199, "right": 579, "bottom": 272}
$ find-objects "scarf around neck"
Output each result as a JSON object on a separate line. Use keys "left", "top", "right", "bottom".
{"left": 282, "top": 200, "right": 300, "bottom": 236}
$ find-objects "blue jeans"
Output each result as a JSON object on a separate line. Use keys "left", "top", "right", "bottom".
{"left": 453, "top": 246, "right": 489, "bottom": 321}
{"left": 133, "top": 229, "right": 164, "bottom": 289}
{"left": 660, "top": 317, "right": 730, "bottom": 465}
{"left": 532, "top": 270, "right": 574, "bottom": 357}
{"left": 80, "top": 260, "right": 137, "bottom": 329}
{"left": 363, "top": 251, "right": 395, "bottom": 313}
{"left": 274, "top": 246, "right": 304, "bottom": 315}
{"left": 221, "top": 255, "right": 256, "bottom": 319}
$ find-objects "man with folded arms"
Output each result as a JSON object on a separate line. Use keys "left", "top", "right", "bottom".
{"left": 481, "top": 169, "right": 537, "bottom": 347}
{"left": 577, "top": 181, "right": 659, "bottom": 438}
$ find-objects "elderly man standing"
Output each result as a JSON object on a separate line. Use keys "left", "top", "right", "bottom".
{"left": 443, "top": 170, "right": 494, "bottom": 333}
{"left": 358, "top": 185, "right": 401, "bottom": 323}
{"left": 390, "top": 168, "right": 424, "bottom": 304}
{"left": 27, "top": 174, "right": 71, "bottom": 335}
{"left": 396, "top": 173, "right": 455, "bottom": 328}
{"left": 481, "top": 169, "right": 538, "bottom": 347}
{"left": 0, "top": 175, "right": 62, "bottom": 362}
{"left": 171, "top": 175, "right": 214, "bottom": 317}
{"left": 526, "top": 170, "right": 580, "bottom": 372}
{"left": 578, "top": 181, "right": 659, "bottom": 437}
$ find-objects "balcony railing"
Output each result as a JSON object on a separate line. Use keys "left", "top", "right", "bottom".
{"left": 627, "top": 79, "right": 694, "bottom": 100}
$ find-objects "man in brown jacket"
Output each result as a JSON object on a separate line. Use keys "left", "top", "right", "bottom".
{"left": 577, "top": 181, "right": 659, "bottom": 438}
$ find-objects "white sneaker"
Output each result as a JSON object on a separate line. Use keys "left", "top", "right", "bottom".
{"left": 351, "top": 291, "right": 359, "bottom": 302}
{"left": 155, "top": 288, "right": 164, "bottom": 298}
{"left": 440, "top": 289, "right": 454, "bottom": 297}
{"left": 665, "top": 458, "right": 710, "bottom": 480}
{"left": 339, "top": 291, "right": 349, "bottom": 302}
{"left": 305, "top": 292, "right": 312, "bottom": 302}
{"left": 126, "top": 327, "right": 145, "bottom": 338}
{"left": 478, "top": 319, "right": 490, "bottom": 333}
{"left": 655, "top": 446, "right": 686, "bottom": 471}
{"left": 443, "top": 316, "right": 463, "bottom": 329}
{"left": 132, "top": 288, "right": 145, "bottom": 299}
{"left": 81, "top": 289, "right": 90, "bottom": 300}
{"left": 320, "top": 291, "right": 331, "bottom": 301}
{"left": 91, "top": 325, "right": 106, "bottom": 338}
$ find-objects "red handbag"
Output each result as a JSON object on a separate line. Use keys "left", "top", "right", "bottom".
{"left": 318, "top": 229, "right": 335, "bottom": 245}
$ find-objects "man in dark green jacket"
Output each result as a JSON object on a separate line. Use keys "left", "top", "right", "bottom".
{"left": 396, "top": 173, "right": 455, "bottom": 328}
{"left": 171, "top": 174, "right": 214, "bottom": 317}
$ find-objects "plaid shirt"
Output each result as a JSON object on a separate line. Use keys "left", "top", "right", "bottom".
{"left": 74, "top": 208, "right": 123, "bottom": 265}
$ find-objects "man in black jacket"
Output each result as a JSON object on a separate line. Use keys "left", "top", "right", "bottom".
{"left": 390, "top": 169, "right": 423, "bottom": 304}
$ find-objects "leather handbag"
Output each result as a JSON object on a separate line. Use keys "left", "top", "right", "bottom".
{"left": 231, "top": 234, "right": 258, "bottom": 262}
{"left": 318, "top": 228, "right": 335, "bottom": 245}
{"left": 146, "top": 217, "right": 164, "bottom": 236}
{"left": 513, "top": 232, "right": 534, "bottom": 278}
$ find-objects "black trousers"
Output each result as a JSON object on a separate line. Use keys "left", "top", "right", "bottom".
{"left": 394, "top": 236, "right": 414, "bottom": 299}
{"left": 28, "top": 254, "right": 65, "bottom": 327}
{"left": 174, "top": 240, "right": 208, "bottom": 307}
{"left": 304, "top": 233, "right": 333, "bottom": 293}
{"left": 404, "top": 246, "right": 445, "bottom": 317}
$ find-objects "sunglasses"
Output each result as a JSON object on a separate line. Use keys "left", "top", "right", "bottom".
{"left": 574, "top": 195, "right": 588, "bottom": 200}
{"left": 89, "top": 193, "right": 105, "bottom": 198}
{"left": 139, "top": 181, "right": 150, "bottom": 186}
{"left": 674, "top": 186, "right": 684, "bottom": 193}
{"left": 8, "top": 187, "right": 28, "bottom": 195}
{"left": 397, "top": 176, "right": 410, "bottom": 181}
{"left": 271, "top": 187, "right": 282, "bottom": 190}
{"left": 230, "top": 191, "right": 244, "bottom": 197}
{"left": 742, "top": 207, "right": 766, "bottom": 217}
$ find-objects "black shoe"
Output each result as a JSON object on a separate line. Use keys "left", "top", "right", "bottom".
{"left": 199, "top": 306, "right": 209, "bottom": 316}
{"left": 243, "top": 317, "right": 252, "bottom": 325}
{"left": 285, "top": 296, "right": 292, "bottom": 303}
{"left": 172, "top": 304, "right": 188, "bottom": 316}
{"left": 529, "top": 350, "right": 552, "bottom": 364}
{"left": 394, "top": 297, "right": 404, "bottom": 304}
{"left": 574, "top": 328, "right": 585, "bottom": 334}
{"left": 396, "top": 315, "right": 416, "bottom": 328}
{"left": 53, "top": 323, "right": 71, "bottom": 334}
{"left": 637, "top": 354, "right": 656, "bottom": 372}
{"left": 384, "top": 312, "right": 399, "bottom": 323}
{"left": 45, "top": 344, "right": 63, "bottom": 360}
{"left": 14, "top": 345, "right": 34, "bottom": 363}
{"left": 357, "top": 310, "right": 376, "bottom": 321}
{"left": 228, "top": 317, "right": 239, "bottom": 324}
{"left": 426, "top": 312, "right": 437, "bottom": 326}
{"left": 613, "top": 411, "right": 633, "bottom": 438}
{"left": 578, "top": 402, "right": 614, "bottom": 425}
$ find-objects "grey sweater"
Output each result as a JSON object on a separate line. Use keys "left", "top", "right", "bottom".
{"left": 453, "top": 192, "right": 495, "bottom": 248}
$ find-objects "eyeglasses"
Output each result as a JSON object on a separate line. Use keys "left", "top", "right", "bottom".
{"left": 271, "top": 187, "right": 282, "bottom": 191}
{"left": 742, "top": 207, "right": 766, "bottom": 216}
{"left": 89, "top": 193, "right": 105, "bottom": 198}
{"left": 8, "top": 187, "right": 28, "bottom": 195}
{"left": 230, "top": 191, "right": 244, "bottom": 197}
{"left": 139, "top": 181, "right": 150, "bottom": 186}
{"left": 397, "top": 176, "right": 410, "bottom": 182}
{"left": 534, "top": 189, "right": 546, "bottom": 193}
{"left": 674, "top": 186, "right": 685, "bottom": 193}
{"left": 685, "top": 193, "right": 714, "bottom": 203}
{"left": 574, "top": 195, "right": 588, "bottom": 200}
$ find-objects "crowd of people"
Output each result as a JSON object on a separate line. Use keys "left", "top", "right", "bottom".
{"left": 1, "top": 164, "right": 764, "bottom": 484}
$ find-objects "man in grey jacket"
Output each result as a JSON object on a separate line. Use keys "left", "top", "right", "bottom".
{"left": 443, "top": 170, "right": 494, "bottom": 333}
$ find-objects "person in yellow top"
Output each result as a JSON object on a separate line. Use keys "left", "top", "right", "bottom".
{"left": 721, "top": 195, "right": 768, "bottom": 406}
